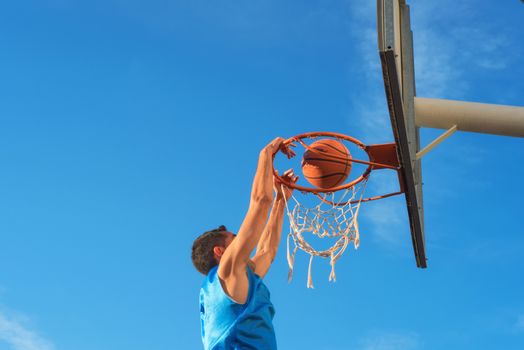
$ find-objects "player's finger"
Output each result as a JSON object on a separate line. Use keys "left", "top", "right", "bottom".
{"left": 280, "top": 143, "right": 296, "bottom": 158}
{"left": 285, "top": 173, "right": 295, "bottom": 181}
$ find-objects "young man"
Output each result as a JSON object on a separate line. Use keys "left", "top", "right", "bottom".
{"left": 191, "top": 137, "right": 297, "bottom": 350}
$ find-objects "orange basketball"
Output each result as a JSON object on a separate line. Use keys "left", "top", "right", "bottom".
{"left": 301, "top": 139, "right": 352, "bottom": 189}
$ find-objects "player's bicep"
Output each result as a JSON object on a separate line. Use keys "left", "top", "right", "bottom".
{"left": 220, "top": 204, "right": 269, "bottom": 274}
{"left": 218, "top": 271, "right": 250, "bottom": 304}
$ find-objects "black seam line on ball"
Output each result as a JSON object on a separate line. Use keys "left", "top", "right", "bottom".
{"left": 305, "top": 172, "right": 347, "bottom": 179}
{"left": 303, "top": 157, "right": 349, "bottom": 166}
{"left": 315, "top": 141, "right": 348, "bottom": 156}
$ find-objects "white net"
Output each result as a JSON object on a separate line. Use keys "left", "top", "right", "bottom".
{"left": 282, "top": 178, "right": 368, "bottom": 288}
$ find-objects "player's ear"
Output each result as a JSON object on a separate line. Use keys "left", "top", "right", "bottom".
{"left": 213, "top": 246, "right": 225, "bottom": 259}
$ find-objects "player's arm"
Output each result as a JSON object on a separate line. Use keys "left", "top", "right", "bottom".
{"left": 252, "top": 170, "right": 297, "bottom": 278}
{"left": 218, "top": 138, "right": 293, "bottom": 303}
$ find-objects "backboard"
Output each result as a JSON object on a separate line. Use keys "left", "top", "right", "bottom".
{"left": 377, "top": 0, "right": 427, "bottom": 267}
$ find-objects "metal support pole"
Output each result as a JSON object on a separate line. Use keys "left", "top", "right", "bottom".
{"left": 415, "top": 97, "right": 524, "bottom": 138}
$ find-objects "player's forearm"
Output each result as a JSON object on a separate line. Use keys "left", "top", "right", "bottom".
{"left": 234, "top": 201, "right": 272, "bottom": 261}
{"left": 228, "top": 149, "right": 276, "bottom": 265}
{"left": 256, "top": 198, "right": 286, "bottom": 257}
{"left": 250, "top": 149, "right": 275, "bottom": 204}
{"left": 240, "top": 150, "right": 275, "bottom": 252}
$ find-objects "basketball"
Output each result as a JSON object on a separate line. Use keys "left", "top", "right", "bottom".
{"left": 301, "top": 139, "right": 352, "bottom": 189}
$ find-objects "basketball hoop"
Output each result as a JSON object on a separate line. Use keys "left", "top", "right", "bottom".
{"left": 273, "top": 132, "right": 403, "bottom": 288}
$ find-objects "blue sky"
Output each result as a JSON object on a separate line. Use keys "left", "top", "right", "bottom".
{"left": 0, "top": 1, "right": 523, "bottom": 349}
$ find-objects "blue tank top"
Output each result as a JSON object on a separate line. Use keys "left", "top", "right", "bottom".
{"left": 199, "top": 265, "right": 277, "bottom": 350}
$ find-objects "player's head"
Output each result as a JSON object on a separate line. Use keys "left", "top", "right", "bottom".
{"left": 191, "top": 225, "right": 235, "bottom": 275}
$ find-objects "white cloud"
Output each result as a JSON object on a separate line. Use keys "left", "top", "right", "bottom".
{"left": 358, "top": 332, "right": 420, "bottom": 350}
{"left": 451, "top": 27, "right": 510, "bottom": 71}
{"left": 345, "top": 1, "right": 387, "bottom": 138}
{"left": 362, "top": 199, "right": 406, "bottom": 247}
{"left": 412, "top": 1, "right": 515, "bottom": 98}
{"left": 411, "top": 28, "right": 464, "bottom": 98}
{"left": 0, "top": 312, "right": 54, "bottom": 350}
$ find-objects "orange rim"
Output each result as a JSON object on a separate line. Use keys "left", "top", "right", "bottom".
{"left": 273, "top": 131, "right": 400, "bottom": 195}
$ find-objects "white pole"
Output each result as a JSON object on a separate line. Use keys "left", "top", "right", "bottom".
{"left": 414, "top": 97, "right": 524, "bottom": 138}
{"left": 416, "top": 125, "right": 457, "bottom": 160}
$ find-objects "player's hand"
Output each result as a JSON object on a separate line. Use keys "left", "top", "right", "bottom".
{"left": 261, "top": 137, "right": 296, "bottom": 159}
{"left": 262, "top": 137, "right": 285, "bottom": 155}
{"left": 279, "top": 141, "right": 296, "bottom": 159}
{"left": 274, "top": 169, "right": 298, "bottom": 200}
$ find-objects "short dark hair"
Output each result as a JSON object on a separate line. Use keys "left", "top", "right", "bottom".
{"left": 191, "top": 225, "right": 228, "bottom": 275}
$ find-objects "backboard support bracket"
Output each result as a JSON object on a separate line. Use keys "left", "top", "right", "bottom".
{"left": 416, "top": 125, "right": 458, "bottom": 160}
